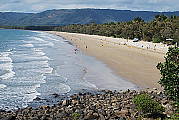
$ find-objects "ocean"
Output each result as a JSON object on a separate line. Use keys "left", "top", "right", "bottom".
{"left": 0, "top": 29, "right": 137, "bottom": 110}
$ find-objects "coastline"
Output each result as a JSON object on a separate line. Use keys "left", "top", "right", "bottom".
{"left": 0, "top": 30, "right": 176, "bottom": 120}
{"left": 47, "top": 31, "right": 166, "bottom": 90}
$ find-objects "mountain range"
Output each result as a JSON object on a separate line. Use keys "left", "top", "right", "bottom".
{"left": 0, "top": 9, "right": 179, "bottom": 26}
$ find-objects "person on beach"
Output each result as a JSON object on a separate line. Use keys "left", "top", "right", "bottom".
{"left": 74, "top": 48, "right": 78, "bottom": 54}
{"left": 154, "top": 45, "right": 156, "bottom": 50}
{"left": 86, "top": 45, "right": 87, "bottom": 49}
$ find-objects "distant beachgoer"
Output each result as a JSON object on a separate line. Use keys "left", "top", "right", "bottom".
{"left": 154, "top": 45, "right": 156, "bottom": 50}
{"left": 74, "top": 48, "right": 78, "bottom": 54}
{"left": 86, "top": 45, "right": 87, "bottom": 49}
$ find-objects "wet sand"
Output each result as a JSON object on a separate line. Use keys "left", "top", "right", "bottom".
{"left": 48, "top": 31, "right": 166, "bottom": 90}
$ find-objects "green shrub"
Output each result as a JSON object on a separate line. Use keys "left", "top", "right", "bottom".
{"left": 157, "top": 46, "right": 179, "bottom": 102}
{"left": 152, "top": 36, "right": 163, "bottom": 43}
{"left": 72, "top": 112, "right": 80, "bottom": 120}
{"left": 133, "top": 94, "right": 165, "bottom": 116}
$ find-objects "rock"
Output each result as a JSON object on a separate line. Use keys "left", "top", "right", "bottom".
{"left": 44, "top": 109, "right": 50, "bottom": 114}
{"left": 40, "top": 106, "right": 50, "bottom": 110}
{"left": 52, "top": 93, "right": 59, "bottom": 98}
{"left": 84, "top": 113, "right": 98, "bottom": 120}
{"left": 0, "top": 109, "right": 6, "bottom": 112}
{"left": 72, "top": 100, "right": 78, "bottom": 105}
{"left": 115, "top": 109, "right": 129, "bottom": 117}
{"left": 99, "top": 114, "right": 105, "bottom": 120}
{"left": 34, "top": 97, "right": 41, "bottom": 101}
{"left": 92, "top": 112, "right": 98, "bottom": 117}
{"left": 162, "top": 100, "right": 169, "bottom": 105}
{"left": 62, "top": 100, "right": 70, "bottom": 106}
{"left": 41, "top": 116, "right": 47, "bottom": 120}
{"left": 30, "top": 117, "right": 39, "bottom": 120}
{"left": 153, "top": 88, "right": 157, "bottom": 90}
{"left": 1, "top": 115, "right": 16, "bottom": 120}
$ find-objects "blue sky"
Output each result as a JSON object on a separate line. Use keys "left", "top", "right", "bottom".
{"left": 0, "top": 0, "right": 179, "bottom": 12}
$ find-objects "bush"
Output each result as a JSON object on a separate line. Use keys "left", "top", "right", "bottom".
{"left": 133, "top": 94, "right": 165, "bottom": 116}
{"left": 157, "top": 46, "right": 179, "bottom": 102}
{"left": 152, "top": 35, "right": 163, "bottom": 43}
{"left": 72, "top": 113, "right": 80, "bottom": 120}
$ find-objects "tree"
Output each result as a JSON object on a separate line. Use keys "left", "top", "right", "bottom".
{"left": 157, "top": 46, "right": 179, "bottom": 102}
{"left": 174, "top": 30, "right": 179, "bottom": 46}
{"left": 152, "top": 34, "right": 163, "bottom": 43}
{"left": 155, "top": 15, "right": 168, "bottom": 21}
{"left": 133, "top": 17, "right": 144, "bottom": 23}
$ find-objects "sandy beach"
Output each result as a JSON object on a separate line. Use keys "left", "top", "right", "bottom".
{"left": 47, "top": 31, "right": 168, "bottom": 90}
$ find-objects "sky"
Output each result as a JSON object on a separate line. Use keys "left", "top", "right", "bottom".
{"left": 0, "top": 0, "right": 179, "bottom": 13}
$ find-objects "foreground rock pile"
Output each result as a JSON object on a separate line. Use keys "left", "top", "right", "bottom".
{"left": 0, "top": 89, "right": 175, "bottom": 120}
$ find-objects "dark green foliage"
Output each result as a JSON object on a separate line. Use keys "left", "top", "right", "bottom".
{"left": 157, "top": 46, "right": 179, "bottom": 102}
{"left": 152, "top": 34, "right": 163, "bottom": 43}
{"left": 54, "top": 15, "right": 179, "bottom": 45}
{"left": 72, "top": 113, "right": 80, "bottom": 120}
{"left": 133, "top": 94, "right": 165, "bottom": 116}
{"left": 133, "top": 17, "right": 144, "bottom": 22}
{"left": 155, "top": 14, "right": 168, "bottom": 21}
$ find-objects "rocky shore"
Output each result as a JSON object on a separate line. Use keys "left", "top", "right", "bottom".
{"left": 0, "top": 89, "right": 176, "bottom": 120}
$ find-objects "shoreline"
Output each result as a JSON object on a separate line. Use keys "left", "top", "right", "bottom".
{"left": 47, "top": 31, "right": 166, "bottom": 90}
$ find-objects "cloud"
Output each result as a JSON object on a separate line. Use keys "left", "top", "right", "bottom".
{"left": 0, "top": 0, "right": 178, "bottom": 12}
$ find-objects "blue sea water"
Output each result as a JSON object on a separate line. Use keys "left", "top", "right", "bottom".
{"left": 0, "top": 29, "right": 137, "bottom": 110}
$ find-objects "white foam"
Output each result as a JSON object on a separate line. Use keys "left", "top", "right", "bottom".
{"left": 7, "top": 49, "right": 13, "bottom": 52}
{"left": 26, "top": 37, "right": 55, "bottom": 47}
{"left": 19, "top": 56, "right": 51, "bottom": 61}
{"left": 32, "top": 48, "right": 43, "bottom": 52}
{"left": 39, "top": 34, "right": 60, "bottom": 42}
{"left": 0, "top": 84, "right": 7, "bottom": 89}
{"left": 54, "top": 72, "right": 68, "bottom": 82}
{"left": 20, "top": 44, "right": 34, "bottom": 48}
{"left": 32, "top": 48, "right": 46, "bottom": 56}
{"left": 0, "top": 71, "right": 15, "bottom": 80}
{"left": 59, "top": 83, "right": 71, "bottom": 93}
{"left": 0, "top": 52, "right": 12, "bottom": 62}
{"left": 45, "top": 83, "right": 71, "bottom": 94}
{"left": 0, "top": 63, "right": 11, "bottom": 70}
{"left": 0, "top": 52, "right": 15, "bottom": 80}
{"left": 33, "top": 37, "right": 54, "bottom": 47}
{"left": 30, "top": 37, "right": 46, "bottom": 42}
{"left": 33, "top": 67, "right": 53, "bottom": 74}
{"left": 37, "top": 60, "right": 49, "bottom": 67}
{"left": 42, "top": 67, "right": 53, "bottom": 74}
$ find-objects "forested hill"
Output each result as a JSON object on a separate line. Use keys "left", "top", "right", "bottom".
{"left": 0, "top": 9, "right": 179, "bottom": 26}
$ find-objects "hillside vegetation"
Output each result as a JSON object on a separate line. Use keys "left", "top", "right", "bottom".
{"left": 0, "top": 9, "right": 179, "bottom": 26}
{"left": 54, "top": 15, "right": 179, "bottom": 44}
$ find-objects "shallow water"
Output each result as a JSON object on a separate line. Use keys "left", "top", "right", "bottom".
{"left": 0, "top": 29, "right": 137, "bottom": 110}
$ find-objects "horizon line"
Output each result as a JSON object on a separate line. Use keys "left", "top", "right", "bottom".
{"left": 0, "top": 8, "right": 179, "bottom": 13}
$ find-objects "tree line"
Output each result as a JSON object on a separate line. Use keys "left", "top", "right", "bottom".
{"left": 54, "top": 15, "right": 179, "bottom": 45}
{"left": 1, "top": 15, "right": 179, "bottom": 45}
